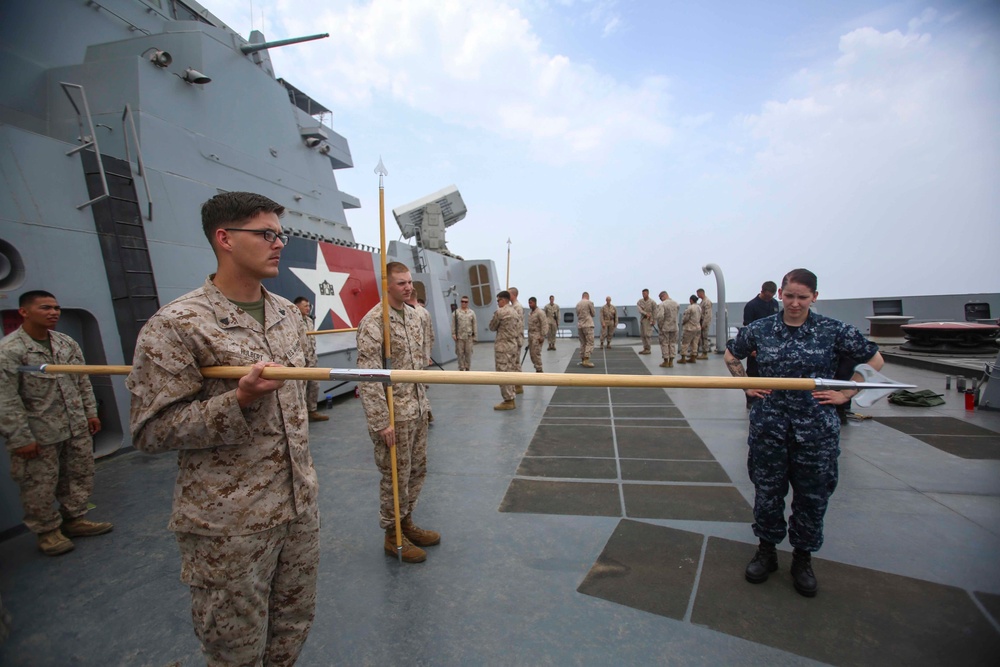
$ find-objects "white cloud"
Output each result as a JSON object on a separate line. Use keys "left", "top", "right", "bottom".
{"left": 260, "top": 0, "right": 667, "bottom": 163}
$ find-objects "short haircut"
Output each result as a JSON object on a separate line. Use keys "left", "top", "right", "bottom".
{"left": 782, "top": 268, "right": 817, "bottom": 292}
{"left": 509, "top": 287, "right": 519, "bottom": 296}
{"left": 689, "top": 295, "right": 698, "bottom": 303}
{"left": 497, "top": 290, "right": 511, "bottom": 300}
{"left": 461, "top": 295, "right": 470, "bottom": 301}
{"left": 697, "top": 288, "right": 705, "bottom": 295}
{"left": 528, "top": 297, "right": 537, "bottom": 304}
{"left": 201, "top": 191, "right": 284, "bottom": 246}
{"left": 386, "top": 261, "right": 410, "bottom": 277}
{"left": 19, "top": 290, "right": 56, "bottom": 307}
{"left": 658, "top": 291, "right": 667, "bottom": 299}
{"left": 582, "top": 291, "right": 589, "bottom": 298}
{"left": 293, "top": 296, "right": 309, "bottom": 305}
{"left": 417, "top": 298, "right": 426, "bottom": 305}
{"left": 642, "top": 288, "right": 649, "bottom": 293}
{"left": 549, "top": 295, "right": 554, "bottom": 299}
{"left": 761, "top": 281, "right": 778, "bottom": 294}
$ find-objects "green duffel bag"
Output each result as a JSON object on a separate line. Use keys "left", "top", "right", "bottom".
{"left": 887, "top": 389, "right": 946, "bottom": 407}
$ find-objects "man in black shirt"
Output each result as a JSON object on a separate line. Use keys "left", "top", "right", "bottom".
{"left": 742, "top": 281, "right": 779, "bottom": 408}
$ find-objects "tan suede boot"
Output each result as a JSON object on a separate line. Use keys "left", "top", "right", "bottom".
{"left": 494, "top": 400, "right": 516, "bottom": 410}
{"left": 667, "top": 357, "right": 674, "bottom": 368}
{"left": 384, "top": 528, "right": 427, "bottom": 563}
{"left": 308, "top": 411, "right": 329, "bottom": 422}
{"left": 402, "top": 517, "right": 441, "bottom": 546}
{"left": 38, "top": 529, "right": 74, "bottom": 556}
{"left": 659, "top": 360, "right": 669, "bottom": 367}
{"left": 677, "top": 356, "right": 688, "bottom": 364}
{"left": 62, "top": 517, "right": 113, "bottom": 537}
{"left": 687, "top": 355, "right": 697, "bottom": 363}
{"left": 580, "top": 358, "right": 594, "bottom": 368}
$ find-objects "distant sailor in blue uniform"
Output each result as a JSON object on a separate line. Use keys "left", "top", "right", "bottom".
{"left": 724, "top": 268, "right": 882, "bottom": 598}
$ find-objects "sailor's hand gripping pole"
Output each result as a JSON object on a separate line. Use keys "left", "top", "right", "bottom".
{"left": 375, "top": 157, "right": 403, "bottom": 564}
{"left": 21, "top": 365, "right": 915, "bottom": 397}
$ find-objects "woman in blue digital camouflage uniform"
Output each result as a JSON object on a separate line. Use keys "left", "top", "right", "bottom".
{"left": 724, "top": 268, "right": 882, "bottom": 597}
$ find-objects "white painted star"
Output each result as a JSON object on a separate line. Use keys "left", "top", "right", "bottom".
{"left": 289, "top": 245, "right": 352, "bottom": 327}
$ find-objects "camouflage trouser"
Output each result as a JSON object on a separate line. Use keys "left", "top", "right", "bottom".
{"left": 698, "top": 325, "right": 711, "bottom": 354}
{"left": 658, "top": 329, "right": 677, "bottom": 359}
{"left": 600, "top": 322, "right": 615, "bottom": 347}
{"left": 495, "top": 347, "right": 518, "bottom": 400}
{"left": 578, "top": 326, "right": 594, "bottom": 360}
{"left": 516, "top": 337, "right": 524, "bottom": 371}
{"left": 455, "top": 338, "right": 474, "bottom": 371}
{"left": 372, "top": 416, "right": 429, "bottom": 528}
{"left": 306, "top": 380, "right": 320, "bottom": 411}
{"left": 529, "top": 335, "right": 544, "bottom": 372}
{"left": 176, "top": 508, "right": 320, "bottom": 667}
{"left": 680, "top": 329, "right": 699, "bottom": 357}
{"left": 747, "top": 426, "right": 840, "bottom": 552}
{"left": 8, "top": 432, "right": 94, "bottom": 534}
{"left": 546, "top": 319, "right": 557, "bottom": 347}
{"left": 640, "top": 320, "right": 653, "bottom": 351}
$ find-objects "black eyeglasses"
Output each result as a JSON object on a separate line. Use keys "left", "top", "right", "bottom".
{"left": 223, "top": 228, "right": 289, "bottom": 245}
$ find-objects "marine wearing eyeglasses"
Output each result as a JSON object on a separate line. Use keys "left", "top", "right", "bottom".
{"left": 127, "top": 191, "right": 319, "bottom": 665}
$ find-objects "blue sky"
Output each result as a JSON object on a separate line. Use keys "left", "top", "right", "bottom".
{"left": 210, "top": 0, "right": 999, "bottom": 304}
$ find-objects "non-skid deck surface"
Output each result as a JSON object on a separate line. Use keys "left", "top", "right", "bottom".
{"left": 579, "top": 520, "right": 1000, "bottom": 666}
{"left": 874, "top": 416, "right": 1000, "bottom": 459}
{"left": 499, "top": 347, "right": 752, "bottom": 522}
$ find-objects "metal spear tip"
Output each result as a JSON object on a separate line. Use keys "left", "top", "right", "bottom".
{"left": 17, "top": 365, "right": 47, "bottom": 373}
{"left": 374, "top": 157, "right": 388, "bottom": 176}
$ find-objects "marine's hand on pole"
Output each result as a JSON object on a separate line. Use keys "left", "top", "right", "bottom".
{"left": 379, "top": 425, "right": 396, "bottom": 448}
{"left": 236, "top": 361, "right": 286, "bottom": 408}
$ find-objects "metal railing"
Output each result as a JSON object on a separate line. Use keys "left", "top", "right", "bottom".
{"left": 60, "top": 82, "right": 109, "bottom": 210}
{"left": 122, "top": 104, "right": 153, "bottom": 220}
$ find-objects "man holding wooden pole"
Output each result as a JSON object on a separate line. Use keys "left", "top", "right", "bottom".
{"left": 356, "top": 262, "right": 437, "bottom": 563}
{"left": 126, "top": 191, "right": 320, "bottom": 665}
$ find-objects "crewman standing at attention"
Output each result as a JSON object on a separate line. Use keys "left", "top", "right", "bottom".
{"left": 656, "top": 291, "right": 679, "bottom": 368}
{"left": 357, "top": 261, "right": 437, "bottom": 563}
{"left": 0, "top": 290, "right": 113, "bottom": 557}
{"left": 697, "top": 288, "right": 714, "bottom": 359}
{"left": 489, "top": 290, "right": 521, "bottom": 410}
{"left": 451, "top": 295, "right": 477, "bottom": 371}
{"left": 544, "top": 295, "right": 560, "bottom": 350}
{"left": 293, "top": 296, "right": 327, "bottom": 422}
{"left": 508, "top": 287, "right": 525, "bottom": 394}
{"left": 127, "top": 192, "right": 319, "bottom": 664}
{"left": 637, "top": 288, "right": 656, "bottom": 354}
{"left": 576, "top": 291, "right": 596, "bottom": 368}
{"left": 545, "top": 294, "right": 559, "bottom": 350}
{"left": 600, "top": 296, "right": 618, "bottom": 349}
{"left": 527, "top": 297, "right": 548, "bottom": 373}
{"left": 678, "top": 294, "right": 702, "bottom": 364}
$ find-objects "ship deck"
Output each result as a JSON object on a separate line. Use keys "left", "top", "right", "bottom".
{"left": 1, "top": 341, "right": 999, "bottom": 665}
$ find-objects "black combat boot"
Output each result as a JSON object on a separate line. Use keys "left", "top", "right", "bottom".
{"left": 791, "top": 548, "right": 818, "bottom": 597}
{"left": 744, "top": 539, "right": 778, "bottom": 584}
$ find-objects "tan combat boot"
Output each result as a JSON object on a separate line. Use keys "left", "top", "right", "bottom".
{"left": 61, "top": 517, "right": 113, "bottom": 537}
{"left": 697, "top": 352, "right": 708, "bottom": 360}
{"left": 384, "top": 528, "right": 426, "bottom": 563}
{"left": 659, "top": 359, "right": 669, "bottom": 367}
{"left": 677, "top": 355, "right": 688, "bottom": 364}
{"left": 38, "top": 529, "right": 74, "bottom": 556}
{"left": 401, "top": 516, "right": 441, "bottom": 546}
{"left": 308, "top": 411, "right": 329, "bottom": 422}
{"left": 667, "top": 357, "right": 674, "bottom": 368}
{"left": 687, "top": 355, "right": 697, "bottom": 363}
{"left": 580, "top": 358, "right": 594, "bottom": 368}
{"left": 494, "top": 400, "right": 516, "bottom": 410}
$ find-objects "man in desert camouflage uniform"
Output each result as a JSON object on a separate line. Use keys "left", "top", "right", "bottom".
{"left": 678, "top": 294, "right": 703, "bottom": 364}
{"left": 451, "top": 295, "right": 477, "bottom": 371}
{"left": 358, "top": 262, "right": 437, "bottom": 564}
{"left": 697, "top": 288, "right": 713, "bottom": 358}
{"left": 637, "top": 289, "right": 656, "bottom": 354}
{"left": 544, "top": 295, "right": 560, "bottom": 350}
{"left": 656, "top": 291, "right": 679, "bottom": 368}
{"left": 576, "top": 292, "right": 596, "bottom": 368}
{"left": 526, "top": 297, "right": 548, "bottom": 373}
{"left": 127, "top": 192, "right": 320, "bottom": 666}
{"left": 489, "top": 290, "right": 521, "bottom": 410}
{"left": 0, "top": 290, "right": 113, "bottom": 557}
{"left": 294, "top": 296, "right": 327, "bottom": 422}
{"left": 508, "top": 287, "right": 525, "bottom": 394}
{"left": 600, "top": 296, "right": 618, "bottom": 349}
